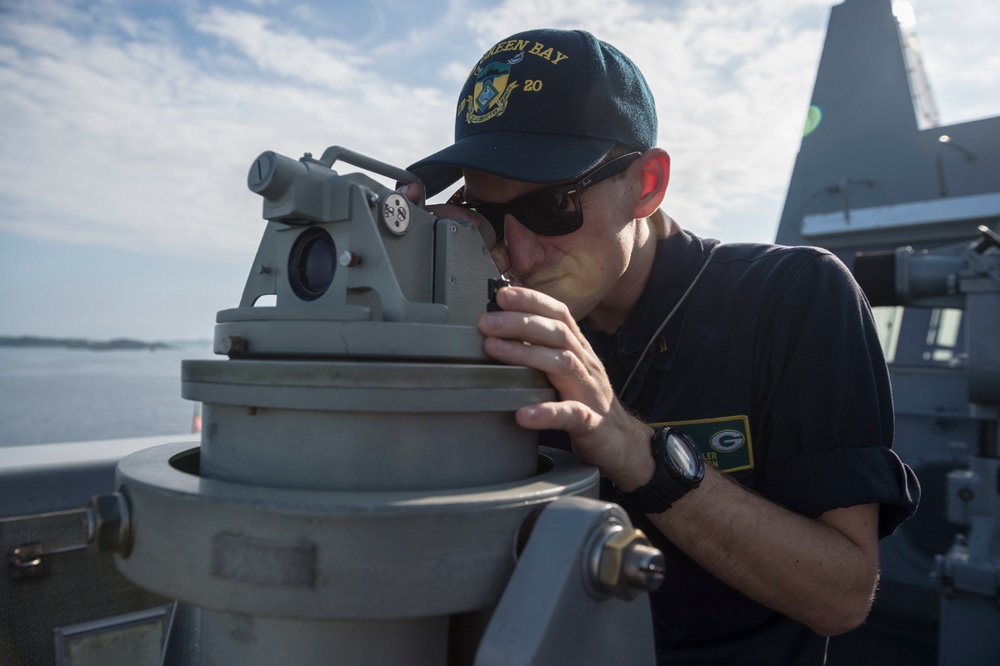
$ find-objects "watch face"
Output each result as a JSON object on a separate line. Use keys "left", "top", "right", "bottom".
{"left": 665, "top": 431, "right": 700, "bottom": 479}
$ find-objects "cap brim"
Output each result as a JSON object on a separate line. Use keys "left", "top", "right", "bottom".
{"left": 407, "top": 133, "right": 617, "bottom": 198}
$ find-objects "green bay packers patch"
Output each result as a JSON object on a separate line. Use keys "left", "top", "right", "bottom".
{"left": 651, "top": 416, "right": 754, "bottom": 474}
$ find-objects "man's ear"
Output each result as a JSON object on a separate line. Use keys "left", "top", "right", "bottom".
{"left": 632, "top": 148, "right": 670, "bottom": 219}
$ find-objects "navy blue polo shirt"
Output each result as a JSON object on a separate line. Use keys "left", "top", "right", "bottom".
{"left": 545, "top": 227, "right": 919, "bottom": 664}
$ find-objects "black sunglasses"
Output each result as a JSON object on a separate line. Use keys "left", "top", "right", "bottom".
{"left": 447, "top": 152, "right": 642, "bottom": 241}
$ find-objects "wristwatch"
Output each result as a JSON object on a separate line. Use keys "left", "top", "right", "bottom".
{"left": 617, "top": 427, "right": 705, "bottom": 514}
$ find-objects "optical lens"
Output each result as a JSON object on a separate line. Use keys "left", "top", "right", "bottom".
{"left": 289, "top": 228, "right": 336, "bottom": 301}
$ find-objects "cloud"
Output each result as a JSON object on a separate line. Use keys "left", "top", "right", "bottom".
{"left": 912, "top": 1, "right": 1000, "bottom": 124}
{"left": 0, "top": 1, "right": 456, "bottom": 264}
{"left": 0, "top": 0, "right": 996, "bottom": 274}
{"left": 638, "top": 4, "right": 828, "bottom": 238}
{"left": 191, "top": 7, "right": 369, "bottom": 88}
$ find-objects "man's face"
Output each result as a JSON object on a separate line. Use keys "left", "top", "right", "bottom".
{"left": 463, "top": 168, "right": 639, "bottom": 321}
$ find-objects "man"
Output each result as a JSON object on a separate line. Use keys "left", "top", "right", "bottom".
{"left": 404, "top": 28, "right": 919, "bottom": 664}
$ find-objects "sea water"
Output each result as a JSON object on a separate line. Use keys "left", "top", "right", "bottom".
{"left": 0, "top": 344, "right": 218, "bottom": 446}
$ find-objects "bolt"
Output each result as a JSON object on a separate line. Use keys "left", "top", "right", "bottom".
{"left": 367, "top": 191, "right": 380, "bottom": 207}
{"left": 590, "top": 524, "right": 665, "bottom": 600}
{"left": 9, "top": 543, "right": 46, "bottom": 578}
{"left": 339, "top": 250, "right": 361, "bottom": 267}
{"left": 220, "top": 335, "right": 247, "bottom": 355}
{"left": 622, "top": 541, "right": 666, "bottom": 592}
{"left": 86, "top": 492, "right": 133, "bottom": 556}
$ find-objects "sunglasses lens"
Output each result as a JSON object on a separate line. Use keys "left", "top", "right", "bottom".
{"left": 471, "top": 204, "right": 507, "bottom": 242}
{"left": 513, "top": 188, "right": 583, "bottom": 236}
{"left": 459, "top": 185, "right": 584, "bottom": 240}
{"left": 449, "top": 152, "right": 639, "bottom": 241}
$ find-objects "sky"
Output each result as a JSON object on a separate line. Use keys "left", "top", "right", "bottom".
{"left": 0, "top": 0, "right": 997, "bottom": 341}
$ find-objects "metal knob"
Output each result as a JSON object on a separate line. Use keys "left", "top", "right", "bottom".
{"left": 588, "top": 523, "right": 665, "bottom": 600}
{"left": 85, "top": 492, "right": 133, "bottom": 557}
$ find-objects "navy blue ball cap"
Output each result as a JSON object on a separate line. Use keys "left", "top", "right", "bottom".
{"left": 408, "top": 29, "right": 657, "bottom": 197}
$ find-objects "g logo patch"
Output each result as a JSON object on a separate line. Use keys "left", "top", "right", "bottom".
{"left": 710, "top": 430, "right": 745, "bottom": 453}
{"left": 656, "top": 416, "right": 753, "bottom": 474}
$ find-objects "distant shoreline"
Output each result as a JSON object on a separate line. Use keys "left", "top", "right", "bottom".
{"left": 0, "top": 335, "right": 174, "bottom": 351}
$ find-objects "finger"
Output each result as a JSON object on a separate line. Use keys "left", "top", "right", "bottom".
{"left": 495, "top": 287, "right": 576, "bottom": 327}
{"left": 516, "top": 402, "right": 615, "bottom": 470}
{"left": 425, "top": 203, "right": 484, "bottom": 227}
{"left": 480, "top": 310, "right": 575, "bottom": 353}
{"left": 479, "top": 290, "right": 585, "bottom": 352}
{"left": 515, "top": 400, "right": 595, "bottom": 434}
{"left": 397, "top": 182, "right": 422, "bottom": 204}
{"left": 491, "top": 246, "right": 511, "bottom": 276}
{"left": 483, "top": 335, "right": 600, "bottom": 405}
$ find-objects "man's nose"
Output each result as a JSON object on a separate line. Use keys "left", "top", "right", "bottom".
{"left": 503, "top": 214, "right": 545, "bottom": 276}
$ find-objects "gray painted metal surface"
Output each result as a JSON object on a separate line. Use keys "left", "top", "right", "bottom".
{"left": 776, "top": 0, "right": 1000, "bottom": 257}
{"left": 0, "top": 436, "right": 199, "bottom": 519}
{"left": 115, "top": 442, "right": 598, "bottom": 619}
{"left": 3, "top": 139, "right": 662, "bottom": 664}
{"left": 475, "top": 496, "right": 657, "bottom": 666}
{"left": 776, "top": 1, "right": 1000, "bottom": 662}
{"left": 98, "top": 146, "right": 661, "bottom": 664}
{"left": 184, "top": 360, "right": 552, "bottom": 490}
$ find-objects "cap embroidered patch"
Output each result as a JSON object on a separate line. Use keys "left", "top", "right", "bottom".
{"left": 468, "top": 56, "right": 518, "bottom": 123}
